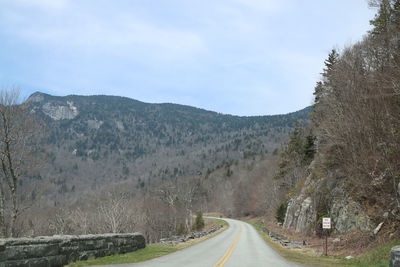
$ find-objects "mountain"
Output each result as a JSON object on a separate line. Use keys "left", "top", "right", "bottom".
{"left": 25, "top": 92, "right": 310, "bottom": 206}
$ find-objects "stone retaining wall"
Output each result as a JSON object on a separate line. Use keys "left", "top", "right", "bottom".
{"left": 390, "top": 245, "right": 400, "bottom": 267}
{"left": 0, "top": 233, "right": 145, "bottom": 267}
{"left": 261, "top": 225, "right": 305, "bottom": 248}
{"left": 160, "top": 225, "right": 223, "bottom": 244}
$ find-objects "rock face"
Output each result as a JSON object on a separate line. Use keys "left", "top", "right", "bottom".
{"left": 42, "top": 101, "right": 79, "bottom": 120}
{"left": 390, "top": 246, "right": 400, "bottom": 267}
{"left": 330, "top": 195, "right": 371, "bottom": 233}
{"left": 0, "top": 233, "right": 145, "bottom": 267}
{"left": 285, "top": 189, "right": 371, "bottom": 235}
{"left": 283, "top": 163, "right": 372, "bottom": 235}
{"left": 284, "top": 195, "right": 316, "bottom": 234}
{"left": 283, "top": 174, "right": 317, "bottom": 235}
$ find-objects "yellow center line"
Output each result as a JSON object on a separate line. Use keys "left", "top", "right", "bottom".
{"left": 212, "top": 226, "right": 242, "bottom": 267}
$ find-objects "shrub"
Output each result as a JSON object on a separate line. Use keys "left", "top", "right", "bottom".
{"left": 177, "top": 223, "right": 187, "bottom": 235}
{"left": 193, "top": 211, "right": 205, "bottom": 231}
{"left": 275, "top": 202, "right": 288, "bottom": 223}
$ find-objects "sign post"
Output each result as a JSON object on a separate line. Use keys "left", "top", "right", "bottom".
{"left": 322, "top": 218, "right": 331, "bottom": 256}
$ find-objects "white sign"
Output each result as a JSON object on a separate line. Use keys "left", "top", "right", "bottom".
{"left": 322, "top": 218, "right": 331, "bottom": 229}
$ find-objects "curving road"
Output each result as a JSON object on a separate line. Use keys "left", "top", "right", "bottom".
{"left": 97, "top": 218, "right": 307, "bottom": 267}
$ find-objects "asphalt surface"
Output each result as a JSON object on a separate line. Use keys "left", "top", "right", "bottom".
{"left": 97, "top": 218, "right": 307, "bottom": 267}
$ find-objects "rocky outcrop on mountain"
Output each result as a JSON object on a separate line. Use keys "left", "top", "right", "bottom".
{"left": 283, "top": 173, "right": 317, "bottom": 235}
{"left": 42, "top": 101, "right": 79, "bottom": 120}
{"left": 330, "top": 195, "right": 371, "bottom": 233}
{"left": 283, "top": 162, "right": 372, "bottom": 235}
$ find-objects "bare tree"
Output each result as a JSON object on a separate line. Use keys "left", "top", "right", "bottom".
{"left": 0, "top": 88, "right": 42, "bottom": 237}
{"left": 48, "top": 209, "right": 72, "bottom": 235}
{"left": 97, "top": 192, "right": 136, "bottom": 233}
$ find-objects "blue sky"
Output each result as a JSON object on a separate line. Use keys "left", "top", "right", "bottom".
{"left": 0, "top": 0, "right": 375, "bottom": 116}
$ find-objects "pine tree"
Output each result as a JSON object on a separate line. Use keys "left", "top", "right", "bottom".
{"left": 391, "top": 0, "right": 400, "bottom": 30}
{"left": 303, "top": 135, "right": 316, "bottom": 164}
{"left": 392, "top": 0, "right": 400, "bottom": 63}
{"left": 313, "top": 81, "right": 324, "bottom": 105}
{"left": 369, "top": 0, "right": 392, "bottom": 35}
{"left": 275, "top": 202, "right": 288, "bottom": 224}
{"left": 322, "top": 49, "right": 339, "bottom": 79}
{"left": 313, "top": 49, "right": 339, "bottom": 105}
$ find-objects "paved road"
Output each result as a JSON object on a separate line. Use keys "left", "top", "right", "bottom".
{"left": 98, "top": 218, "right": 307, "bottom": 267}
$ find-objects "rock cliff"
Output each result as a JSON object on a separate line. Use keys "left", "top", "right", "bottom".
{"left": 283, "top": 161, "right": 372, "bottom": 235}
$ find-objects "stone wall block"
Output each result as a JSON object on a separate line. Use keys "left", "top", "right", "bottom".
{"left": 390, "top": 245, "right": 400, "bottom": 267}
{"left": 0, "top": 233, "right": 145, "bottom": 267}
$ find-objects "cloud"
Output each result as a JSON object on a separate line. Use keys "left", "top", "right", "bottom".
{"left": 12, "top": 0, "right": 69, "bottom": 9}
{"left": 18, "top": 18, "right": 204, "bottom": 56}
{"left": 1, "top": 3, "right": 206, "bottom": 61}
{"left": 232, "top": 0, "right": 283, "bottom": 12}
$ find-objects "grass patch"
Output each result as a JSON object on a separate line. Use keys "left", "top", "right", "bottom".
{"left": 338, "top": 238, "right": 399, "bottom": 267}
{"left": 247, "top": 219, "right": 398, "bottom": 267}
{"left": 67, "top": 218, "right": 228, "bottom": 266}
{"left": 67, "top": 243, "right": 180, "bottom": 266}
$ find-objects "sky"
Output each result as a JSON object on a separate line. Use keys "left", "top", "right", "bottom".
{"left": 0, "top": 0, "right": 375, "bottom": 116}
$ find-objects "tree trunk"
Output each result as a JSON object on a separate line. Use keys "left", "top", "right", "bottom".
{"left": 0, "top": 183, "right": 5, "bottom": 237}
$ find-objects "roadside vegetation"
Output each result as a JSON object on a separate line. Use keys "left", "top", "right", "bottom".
{"left": 67, "top": 218, "right": 228, "bottom": 266}
{"left": 248, "top": 220, "right": 398, "bottom": 267}
{"left": 273, "top": 0, "right": 400, "bottom": 240}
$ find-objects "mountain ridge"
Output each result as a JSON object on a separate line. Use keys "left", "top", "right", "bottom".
{"left": 26, "top": 91, "right": 311, "bottom": 118}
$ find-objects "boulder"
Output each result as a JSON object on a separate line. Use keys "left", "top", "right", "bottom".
{"left": 373, "top": 222, "right": 384, "bottom": 235}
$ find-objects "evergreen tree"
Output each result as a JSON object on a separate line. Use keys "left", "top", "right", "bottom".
{"left": 322, "top": 49, "right": 339, "bottom": 79}
{"left": 303, "top": 135, "right": 316, "bottom": 164}
{"left": 275, "top": 202, "right": 288, "bottom": 224}
{"left": 369, "top": 0, "right": 392, "bottom": 35}
{"left": 313, "top": 81, "right": 324, "bottom": 105}
{"left": 313, "top": 49, "right": 339, "bottom": 107}
{"left": 391, "top": 0, "right": 400, "bottom": 30}
{"left": 193, "top": 211, "right": 205, "bottom": 231}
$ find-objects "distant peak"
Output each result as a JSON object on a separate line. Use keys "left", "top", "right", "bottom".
{"left": 26, "top": 91, "right": 50, "bottom": 103}
{"left": 26, "top": 91, "right": 48, "bottom": 103}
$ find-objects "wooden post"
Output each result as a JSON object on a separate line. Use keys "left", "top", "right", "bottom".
{"left": 325, "top": 232, "right": 328, "bottom": 256}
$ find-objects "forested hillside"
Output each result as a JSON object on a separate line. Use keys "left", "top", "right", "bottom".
{"left": 0, "top": 91, "right": 308, "bottom": 239}
{"left": 26, "top": 92, "right": 308, "bottom": 200}
{"left": 275, "top": 0, "right": 400, "bottom": 244}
